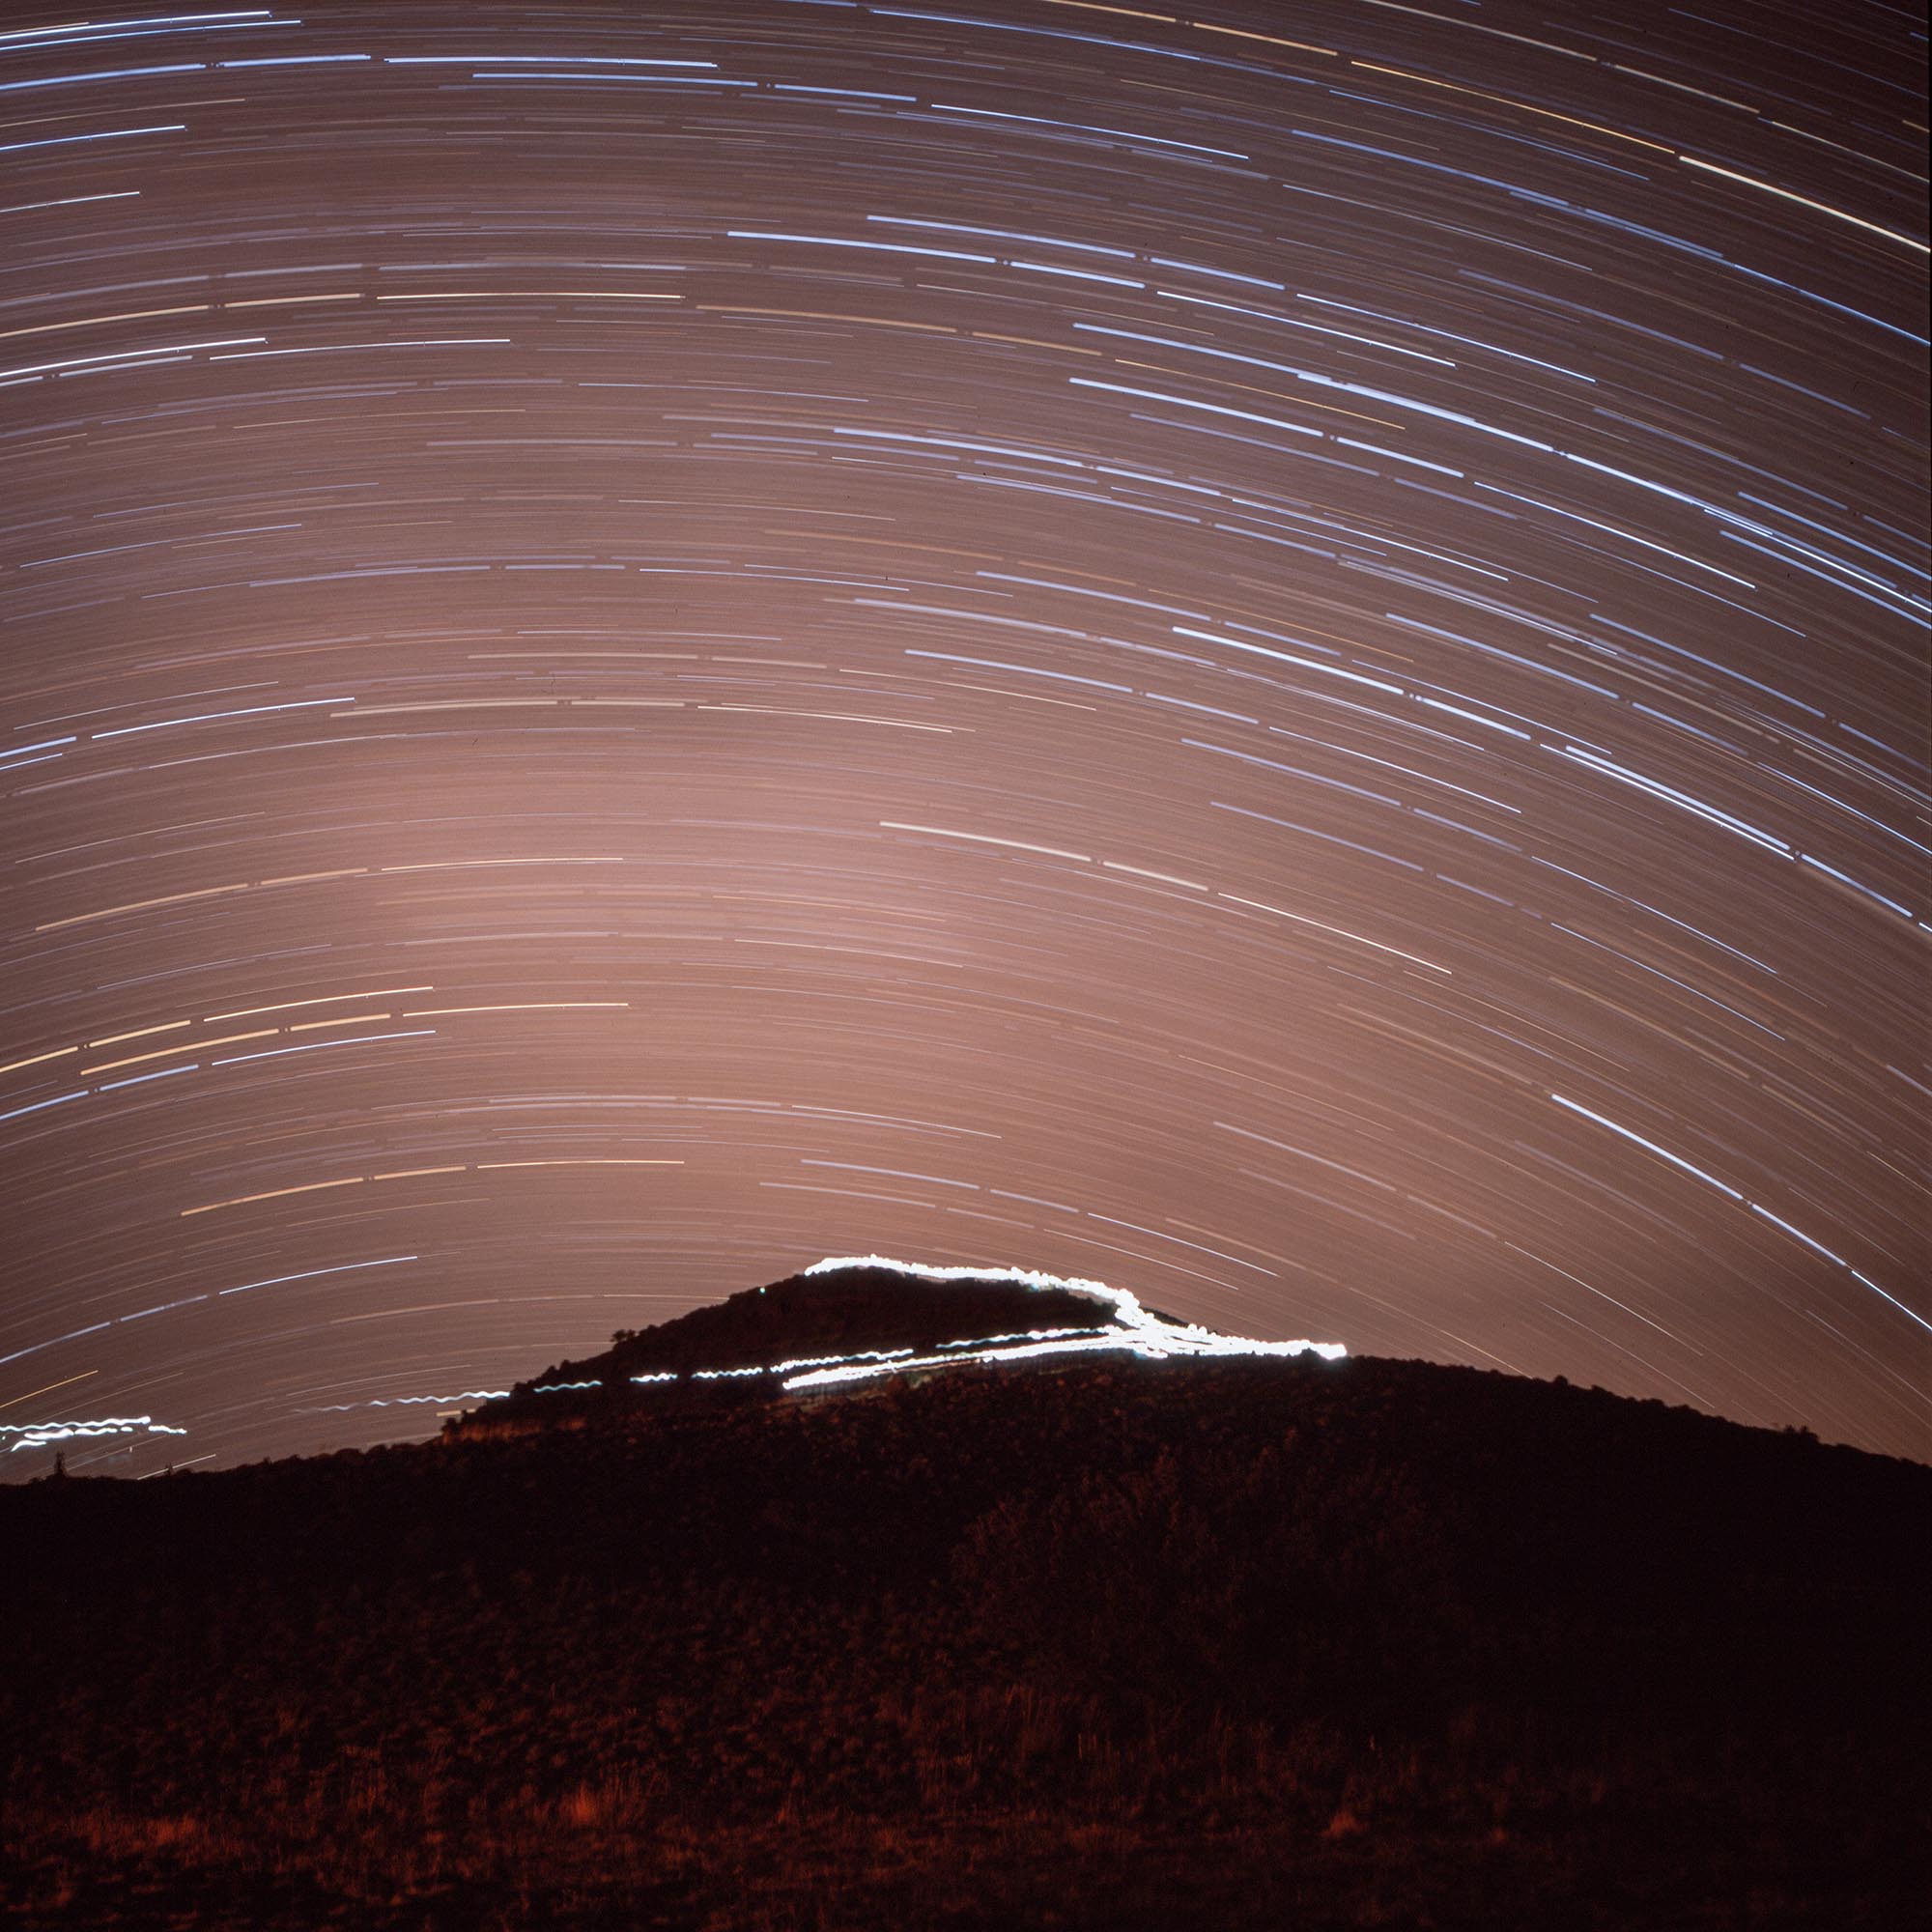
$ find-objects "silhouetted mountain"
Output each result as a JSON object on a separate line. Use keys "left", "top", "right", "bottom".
{"left": 471, "top": 1256, "right": 1336, "bottom": 1427}
{"left": 4, "top": 1261, "right": 1926, "bottom": 1929}
{"left": 499, "top": 1260, "right": 1130, "bottom": 1398}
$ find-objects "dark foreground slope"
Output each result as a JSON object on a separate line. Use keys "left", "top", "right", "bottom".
{"left": 4, "top": 1347, "right": 1927, "bottom": 1929}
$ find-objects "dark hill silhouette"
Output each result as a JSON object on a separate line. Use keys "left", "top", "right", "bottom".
{"left": 3, "top": 1259, "right": 1926, "bottom": 1929}
{"left": 472, "top": 1255, "right": 1338, "bottom": 1427}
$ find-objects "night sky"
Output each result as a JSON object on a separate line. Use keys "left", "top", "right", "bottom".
{"left": 1, "top": 0, "right": 1925, "bottom": 1475}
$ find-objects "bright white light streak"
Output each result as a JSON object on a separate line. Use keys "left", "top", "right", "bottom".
{"left": 1747, "top": 1203, "right": 1845, "bottom": 1265}
{"left": 1173, "top": 625, "right": 1403, "bottom": 691}
{"left": 0, "top": 335, "right": 264, "bottom": 382}
{"left": 1070, "top": 376, "right": 1323, "bottom": 439}
{"left": 217, "top": 53, "right": 372, "bottom": 67}
{"left": 0, "top": 64, "right": 204, "bottom": 94}
{"left": 384, "top": 54, "right": 717, "bottom": 67}
{"left": 881, "top": 821, "right": 1092, "bottom": 862}
{"left": 1677, "top": 153, "right": 1930, "bottom": 254}
{"left": 1850, "top": 1272, "right": 1932, "bottom": 1338}
{"left": 782, "top": 1256, "right": 1345, "bottom": 1388}
{"left": 0, "top": 124, "right": 185, "bottom": 158}
{"left": 1217, "top": 894, "right": 1452, "bottom": 974}
{"left": 5, "top": 1415, "right": 185, "bottom": 1452}
{"left": 346, "top": 1390, "right": 510, "bottom": 1408}
{"left": 208, "top": 337, "right": 509, "bottom": 361}
{"left": 0, "top": 13, "right": 269, "bottom": 42}
{"left": 218, "top": 1255, "right": 418, "bottom": 1297}
{"left": 211, "top": 1028, "right": 435, "bottom": 1065}
{"left": 0, "top": 193, "right": 140, "bottom": 213}
{"left": 93, "top": 696, "right": 353, "bottom": 739}
{"left": 0, "top": 1090, "right": 87, "bottom": 1126}
{"left": 100, "top": 1064, "right": 195, "bottom": 1092}
{"left": 1550, "top": 1094, "right": 1743, "bottom": 1199}
{"left": 1556, "top": 747, "right": 1789, "bottom": 854}
{"left": 451, "top": 1261, "right": 1342, "bottom": 1418}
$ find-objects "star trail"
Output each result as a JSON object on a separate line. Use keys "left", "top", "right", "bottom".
{"left": 1, "top": 0, "right": 1925, "bottom": 1473}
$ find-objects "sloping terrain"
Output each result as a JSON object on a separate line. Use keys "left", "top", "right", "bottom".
{"left": 489, "top": 1259, "right": 1141, "bottom": 1414}
{"left": 3, "top": 1281, "right": 1927, "bottom": 1929}
{"left": 476, "top": 1257, "right": 1337, "bottom": 1427}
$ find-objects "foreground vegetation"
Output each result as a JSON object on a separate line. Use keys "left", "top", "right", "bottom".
{"left": 4, "top": 1349, "right": 1926, "bottom": 1927}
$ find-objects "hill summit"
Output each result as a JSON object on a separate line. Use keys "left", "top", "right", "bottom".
{"left": 460, "top": 1254, "right": 1346, "bottom": 1430}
